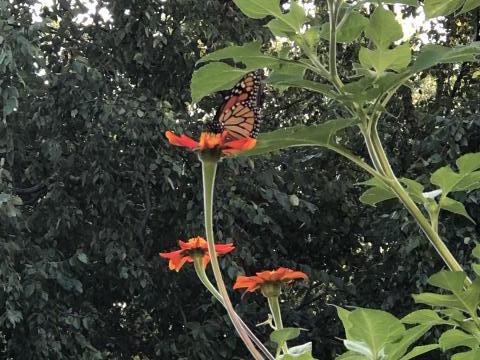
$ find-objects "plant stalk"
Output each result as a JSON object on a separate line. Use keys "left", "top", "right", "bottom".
{"left": 327, "top": 0, "right": 344, "bottom": 91}
{"left": 267, "top": 296, "right": 288, "bottom": 354}
{"left": 193, "top": 257, "right": 275, "bottom": 360}
{"left": 201, "top": 158, "right": 265, "bottom": 360}
{"left": 365, "top": 127, "right": 469, "bottom": 281}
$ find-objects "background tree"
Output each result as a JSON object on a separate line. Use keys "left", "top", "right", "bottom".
{"left": 0, "top": 1, "right": 479, "bottom": 359}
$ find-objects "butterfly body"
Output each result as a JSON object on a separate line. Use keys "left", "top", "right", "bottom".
{"left": 209, "top": 69, "right": 264, "bottom": 139}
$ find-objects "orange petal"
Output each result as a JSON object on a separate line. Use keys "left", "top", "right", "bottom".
{"left": 233, "top": 275, "right": 263, "bottom": 292}
{"left": 202, "top": 254, "right": 211, "bottom": 268}
{"left": 159, "top": 249, "right": 183, "bottom": 260}
{"left": 169, "top": 256, "right": 190, "bottom": 272}
{"left": 222, "top": 137, "right": 256, "bottom": 155}
{"left": 215, "top": 243, "right": 235, "bottom": 255}
{"left": 282, "top": 270, "right": 308, "bottom": 281}
{"left": 165, "top": 131, "right": 199, "bottom": 149}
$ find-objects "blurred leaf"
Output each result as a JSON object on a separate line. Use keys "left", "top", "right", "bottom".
{"left": 458, "top": 0, "right": 480, "bottom": 14}
{"left": 409, "top": 43, "right": 480, "bottom": 73}
{"left": 424, "top": 0, "right": 464, "bottom": 18}
{"left": 234, "top": 0, "right": 306, "bottom": 35}
{"left": 472, "top": 244, "right": 480, "bottom": 259}
{"left": 364, "top": 7, "right": 403, "bottom": 49}
{"left": 369, "top": 0, "right": 418, "bottom": 4}
{"left": 319, "top": 11, "right": 369, "bottom": 43}
{"left": 233, "top": 0, "right": 281, "bottom": 18}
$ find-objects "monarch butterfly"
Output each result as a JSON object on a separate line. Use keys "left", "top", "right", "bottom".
{"left": 208, "top": 69, "right": 264, "bottom": 139}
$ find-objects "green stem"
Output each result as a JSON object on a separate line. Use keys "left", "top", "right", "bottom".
{"left": 329, "top": 145, "right": 388, "bottom": 182}
{"left": 193, "top": 257, "right": 275, "bottom": 360}
{"left": 429, "top": 205, "right": 440, "bottom": 234}
{"left": 201, "top": 158, "right": 265, "bottom": 360}
{"left": 366, "top": 129, "right": 469, "bottom": 281}
{"left": 389, "top": 179, "right": 466, "bottom": 274}
{"left": 267, "top": 296, "right": 288, "bottom": 353}
{"left": 327, "top": 0, "right": 344, "bottom": 91}
{"left": 364, "top": 85, "right": 468, "bottom": 279}
{"left": 300, "top": 44, "right": 330, "bottom": 80}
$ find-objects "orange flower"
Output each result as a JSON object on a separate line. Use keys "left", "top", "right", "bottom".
{"left": 165, "top": 131, "right": 256, "bottom": 156}
{"left": 160, "top": 236, "right": 235, "bottom": 272}
{"left": 234, "top": 267, "right": 308, "bottom": 295}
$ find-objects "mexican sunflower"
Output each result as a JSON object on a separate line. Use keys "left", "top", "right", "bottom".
{"left": 160, "top": 236, "right": 235, "bottom": 272}
{"left": 234, "top": 267, "right": 308, "bottom": 297}
{"left": 165, "top": 130, "right": 256, "bottom": 156}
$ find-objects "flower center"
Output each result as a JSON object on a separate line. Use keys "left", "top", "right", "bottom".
{"left": 181, "top": 248, "right": 207, "bottom": 258}
{"left": 260, "top": 281, "right": 282, "bottom": 298}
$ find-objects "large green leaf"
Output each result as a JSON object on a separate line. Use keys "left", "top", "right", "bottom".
{"left": 412, "top": 292, "right": 467, "bottom": 312}
{"left": 399, "top": 344, "right": 440, "bottom": 360}
{"left": 191, "top": 63, "right": 248, "bottom": 103}
{"left": 473, "top": 244, "right": 480, "bottom": 260}
{"left": 319, "top": 11, "right": 369, "bottom": 43}
{"left": 266, "top": 1, "right": 306, "bottom": 36}
{"left": 346, "top": 308, "right": 405, "bottom": 358}
{"left": 461, "top": 278, "right": 480, "bottom": 315}
{"left": 232, "top": 0, "right": 281, "bottom": 19}
{"left": 336, "top": 351, "right": 367, "bottom": 360}
{"left": 359, "top": 187, "right": 396, "bottom": 206}
{"left": 457, "top": 153, "right": 480, "bottom": 173}
{"left": 359, "top": 43, "right": 411, "bottom": 74}
{"left": 191, "top": 42, "right": 281, "bottom": 101}
{"left": 430, "top": 153, "right": 480, "bottom": 195}
{"left": 267, "top": 62, "right": 307, "bottom": 91}
{"left": 424, "top": 0, "right": 464, "bottom": 19}
{"left": 401, "top": 309, "right": 452, "bottom": 326}
{"left": 241, "top": 119, "right": 360, "bottom": 157}
{"left": 358, "top": 178, "right": 396, "bottom": 206}
{"left": 233, "top": 0, "right": 306, "bottom": 35}
{"left": 438, "top": 329, "right": 479, "bottom": 351}
{"left": 270, "top": 327, "right": 302, "bottom": 345}
{"left": 280, "top": 342, "right": 317, "bottom": 359}
{"left": 415, "top": 276, "right": 480, "bottom": 316}
{"left": 343, "top": 340, "right": 374, "bottom": 358}
{"left": 400, "top": 178, "right": 425, "bottom": 204}
{"left": 196, "top": 42, "right": 276, "bottom": 66}
{"left": 370, "top": 0, "right": 418, "bottom": 5}
{"left": 452, "top": 349, "right": 480, "bottom": 360}
{"left": 336, "top": 306, "right": 353, "bottom": 339}
{"left": 267, "top": 79, "right": 338, "bottom": 99}
{"left": 458, "top": 0, "right": 480, "bottom": 14}
{"left": 409, "top": 43, "right": 480, "bottom": 73}
{"left": 439, "top": 197, "right": 475, "bottom": 223}
{"left": 428, "top": 270, "right": 466, "bottom": 293}
{"left": 384, "top": 324, "right": 432, "bottom": 360}
{"left": 364, "top": 7, "right": 403, "bottom": 49}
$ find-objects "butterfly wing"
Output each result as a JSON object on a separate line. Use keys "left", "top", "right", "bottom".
{"left": 209, "top": 69, "right": 264, "bottom": 139}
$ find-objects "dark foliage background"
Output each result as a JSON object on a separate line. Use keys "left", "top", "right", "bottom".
{"left": 0, "top": 1, "right": 479, "bottom": 359}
